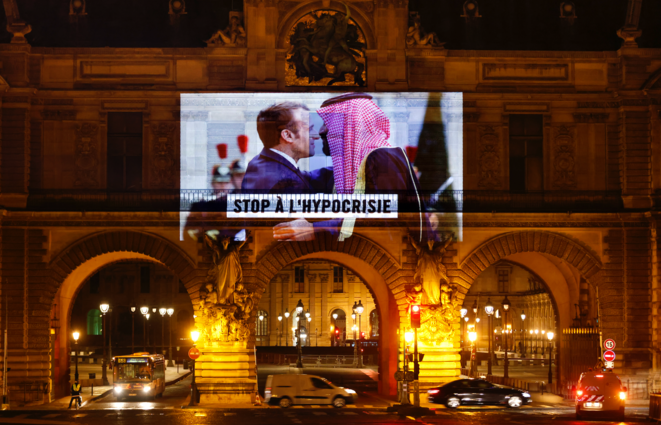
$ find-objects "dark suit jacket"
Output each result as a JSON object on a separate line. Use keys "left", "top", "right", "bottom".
{"left": 242, "top": 148, "right": 332, "bottom": 194}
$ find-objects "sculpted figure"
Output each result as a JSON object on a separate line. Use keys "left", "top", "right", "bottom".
{"left": 410, "top": 235, "right": 453, "bottom": 305}
{"left": 206, "top": 14, "right": 246, "bottom": 47}
{"left": 204, "top": 231, "right": 247, "bottom": 305}
{"left": 406, "top": 14, "right": 443, "bottom": 48}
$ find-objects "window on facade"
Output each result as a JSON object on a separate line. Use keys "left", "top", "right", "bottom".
{"left": 333, "top": 267, "right": 343, "bottom": 293}
{"left": 107, "top": 112, "right": 143, "bottom": 191}
{"left": 256, "top": 310, "right": 269, "bottom": 336}
{"left": 87, "top": 309, "right": 102, "bottom": 335}
{"left": 294, "top": 267, "right": 305, "bottom": 293}
{"left": 497, "top": 269, "right": 510, "bottom": 293}
{"left": 89, "top": 273, "right": 100, "bottom": 294}
{"left": 140, "top": 266, "right": 150, "bottom": 293}
{"left": 179, "top": 280, "right": 187, "bottom": 294}
{"left": 509, "top": 114, "right": 543, "bottom": 192}
{"left": 369, "top": 310, "right": 379, "bottom": 337}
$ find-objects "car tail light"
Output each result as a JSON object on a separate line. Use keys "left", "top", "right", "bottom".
{"left": 619, "top": 392, "right": 626, "bottom": 400}
{"left": 428, "top": 389, "right": 440, "bottom": 395}
{"left": 576, "top": 390, "right": 583, "bottom": 397}
{"left": 595, "top": 375, "right": 603, "bottom": 378}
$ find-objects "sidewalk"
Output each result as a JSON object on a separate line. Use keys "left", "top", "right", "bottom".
{"left": 34, "top": 364, "right": 191, "bottom": 410}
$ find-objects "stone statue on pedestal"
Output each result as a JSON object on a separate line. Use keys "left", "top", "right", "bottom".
{"left": 205, "top": 12, "right": 246, "bottom": 47}
{"left": 410, "top": 235, "right": 453, "bottom": 305}
{"left": 406, "top": 12, "right": 444, "bottom": 48}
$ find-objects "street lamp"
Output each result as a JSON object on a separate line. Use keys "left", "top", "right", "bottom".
{"left": 140, "top": 306, "right": 149, "bottom": 352}
{"left": 547, "top": 331, "right": 555, "bottom": 384}
{"left": 468, "top": 331, "right": 477, "bottom": 378}
{"left": 99, "top": 303, "right": 110, "bottom": 385}
{"left": 295, "top": 299, "right": 305, "bottom": 368}
{"left": 501, "top": 296, "right": 511, "bottom": 379}
{"left": 159, "top": 308, "right": 167, "bottom": 361}
{"left": 73, "top": 331, "right": 80, "bottom": 382}
{"left": 277, "top": 313, "right": 283, "bottom": 346}
{"left": 145, "top": 313, "right": 151, "bottom": 352}
{"left": 189, "top": 329, "right": 199, "bottom": 406}
{"left": 356, "top": 300, "right": 364, "bottom": 368}
{"left": 284, "top": 309, "right": 290, "bottom": 347}
{"left": 130, "top": 307, "right": 136, "bottom": 353}
{"left": 520, "top": 310, "right": 526, "bottom": 357}
{"left": 167, "top": 308, "right": 174, "bottom": 367}
{"left": 485, "top": 299, "right": 494, "bottom": 376}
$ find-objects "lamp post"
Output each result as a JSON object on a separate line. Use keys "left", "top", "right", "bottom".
{"left": 547, "top": 331, "right": 555, "bottom": 384}
{"left": 469, "top": 330, "right": 477, "bottom": 377}
{"left": 332, "top": 313, "right": 338, "bottom": 347}
{"left": 145, "top": 313, "right": 151, "bottom": 352}
{"left": 403, "top": 330, "right": 414, "bottom": 405}
{"left": 485, "top": 299, "right": 494, "bottom": 376}
{"left": 99, "top": 303, "right": 110, "bottom": 385}
{"left": 284, "top": 309, "right": 290, "bottom": 347}
{"left": 277, "top": 313, "right": 282, "bottom": 346}
{"left": 167, "top": 308, "right": 174, "bottom": 366}
{"left": 140, "top": 306, "right": 149, "bottom": 351}
{"left": 501, "top": 296, "right": 511, "bottom": 379}
{"left": 130, "top": 307, "right": 136, "bottom": 353}
{"left": 295, "top": 300, "right": 304, "bottom": 368}
{"left": 520, "top": 311, "right": 526, "bottom": 357}
{"left": 189, "top": 329, "right": 200, "bottom": 406}
{"left": 305, "top": 310, "right": 311, "bottom": 347}
{"left": 306, "top": 316, "right": 312, "bottom": 347}
{"left": 73, "top": 331, "right": 80, "bottom": 382}
{"left": 356, "top": 300, "right": 364, "bottom": 368}
{"left": 159, "top": 308, "right": 167, "bottom": 359}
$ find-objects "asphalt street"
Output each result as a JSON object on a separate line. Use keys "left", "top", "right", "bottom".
{"left": 0, "top": 376, "right": 651, "bottom": 424}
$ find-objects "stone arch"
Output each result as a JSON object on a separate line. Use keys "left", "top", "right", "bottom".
{"left": 276, "top": 0, "right": 376, "bottom": 50}
{"left": 48, "top": 231, "right": 202, "bottom": 398}
{"left": 249, "top": 234, "right": 410, "bottom": 396}
{"left": 458, "top": 230, "right": 602, "bottom": 289}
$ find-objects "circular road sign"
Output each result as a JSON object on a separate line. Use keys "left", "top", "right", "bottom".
{"left": 603, "top": 350, "right": 616, "bottom": 362}
{"left": 188, "top": 347, "right": 201, "bottom": 360}
{"left": 604, "top": 339, "right": 616, "bottom": 350}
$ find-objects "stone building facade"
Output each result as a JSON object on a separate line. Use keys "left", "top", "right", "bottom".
{"left": 0, "top": 0, "right": 658, "bottom": 406}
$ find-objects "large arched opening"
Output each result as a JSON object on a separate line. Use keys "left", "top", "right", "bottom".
{"left": 250, "top": 236, "right": 405, "bottom": 398}
{"left": 48, "top": 231, "right": 199, "bottom": 398}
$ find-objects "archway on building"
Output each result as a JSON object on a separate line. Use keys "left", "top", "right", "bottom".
{"left": 250, "top": 245, "right": 400, "bottom": 397}
{"left": 48, "top": 231, "right": 199, "bottom": 399}
{"left": 253, "top": 258, "right": 384, "bottom": 395}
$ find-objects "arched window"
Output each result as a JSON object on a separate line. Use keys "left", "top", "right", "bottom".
{"left": 331, "top": 309, "right": 346, "bottom": 344}
{"left": 256, "top": 310, "right": 269, "bottom": 336}
{"left": 87, "top": 309, "right": 102, "bottom": 336}
{"left": 369, "top": 310, "right": 379, "bottom": 337}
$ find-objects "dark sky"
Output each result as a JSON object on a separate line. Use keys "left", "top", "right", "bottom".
{"left": 1, "top": 0, "right": 658, "bottom": 49}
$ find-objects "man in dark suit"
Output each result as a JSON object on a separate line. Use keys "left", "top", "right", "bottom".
{"left": 242, "top": 101, "right": 331, "bottom": 194}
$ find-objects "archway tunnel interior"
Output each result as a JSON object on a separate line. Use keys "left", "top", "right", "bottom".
{"left": 460, "top": 253, "right": 599, "bottom": 384}
{"left": 52, "top": 253, "right": 195, "bottom": 398}
{"left": 252, "top": 253, "right": 399, "bottom": 397}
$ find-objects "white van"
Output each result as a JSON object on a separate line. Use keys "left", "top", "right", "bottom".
{"left": 576, "top": 371, "right": 627, "bottom": 420}
{"left": 265, "top": 374, "right": 358, "bottom": 408}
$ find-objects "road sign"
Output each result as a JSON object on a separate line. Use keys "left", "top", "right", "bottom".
{"left": 188, "top": 347, "right": 200, "bottom": 360}
{"left": 604, "top": 339, "right": 616, "bottom": 350}
{"left": 603, "top": 350, "right": 616, "bottom": 362}
{"left": 605, "top": 361, "right": 615, "bottom": 369}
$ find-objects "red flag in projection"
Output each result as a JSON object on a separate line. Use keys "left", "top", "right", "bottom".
{"left": 237, "top": 135, "right": 249, "bottom": 154}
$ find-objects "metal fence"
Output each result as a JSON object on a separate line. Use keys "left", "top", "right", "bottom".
{"left": 25, "top": 189, "right": 625, "bottom": 213}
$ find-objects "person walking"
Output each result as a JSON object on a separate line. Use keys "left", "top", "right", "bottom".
{"left": 68, "top": 380, "right": 82, "bottom": 409}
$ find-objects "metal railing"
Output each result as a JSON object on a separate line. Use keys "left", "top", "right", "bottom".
{"left": 23, "top": 189, "right": 625, "bottom": 213}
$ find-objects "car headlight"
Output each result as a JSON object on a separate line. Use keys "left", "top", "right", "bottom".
{"left": 522, "top": 392, "right": 531, "bottom": 398}
{"left": 143, "top": 386, "right": 151, "bottom": 393}
{"left": 345, "top": 389, "right": 356, "bottom": 394}
{"left": 619, "top": 392, "right": 626, "bottom": 400}
{"left": 114, "top": 386, "right": 122, "bottom": 394}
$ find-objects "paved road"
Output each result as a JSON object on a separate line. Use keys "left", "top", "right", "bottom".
{"left": 0, "top": 406, "right": 650, "bottom": 425}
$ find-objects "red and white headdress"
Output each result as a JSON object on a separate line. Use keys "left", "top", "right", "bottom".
{"left": 317, "top": 95, "right": 391, "bottom": 194}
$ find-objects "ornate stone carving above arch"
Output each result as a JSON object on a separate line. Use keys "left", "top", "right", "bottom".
{"left": 276, "top": 0, "right": 376, "bottom": 50}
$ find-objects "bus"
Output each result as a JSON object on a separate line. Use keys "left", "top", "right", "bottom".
{"left": 111, "top": 353, "right": 165, "bottom": 400}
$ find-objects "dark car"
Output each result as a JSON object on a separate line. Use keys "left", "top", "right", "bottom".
{"left": 427, "top": 379, "right": 532, "bottom": 408}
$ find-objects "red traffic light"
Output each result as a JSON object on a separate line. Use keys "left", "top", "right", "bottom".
{"left": 411, "top": 304, "right": 421, "bottom": 329}
{"left": 361, "top": 332, "right": 365, "bottom": 339}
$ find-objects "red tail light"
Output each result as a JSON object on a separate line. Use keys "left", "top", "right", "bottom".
{"left": 576, "top": 390, "right": 583, "bottom": 397}
{"left": 428, "top": 389, "right": 440, "bottom": 395}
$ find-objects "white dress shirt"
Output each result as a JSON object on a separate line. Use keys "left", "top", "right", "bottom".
{"left": 270, "top": 148, "right": 298, "bottom": 169}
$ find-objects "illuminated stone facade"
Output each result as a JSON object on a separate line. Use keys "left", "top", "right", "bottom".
{"left": 0, "top": 0, "right": 659, "bottom": 406}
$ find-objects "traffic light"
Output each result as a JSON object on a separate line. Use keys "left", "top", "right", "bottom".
{"left": 411, "top": 304, "right": 421, "bottom": 329}
{"left": 361, "top": 331, "right": 365, "bottom": 339}
{"left": 335, "top": 329, "right": 340, "bottom": 338}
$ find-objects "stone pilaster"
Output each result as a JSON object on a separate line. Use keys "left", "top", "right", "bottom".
{"left": 195, "top": 342, "right": 258, "bottom": 404}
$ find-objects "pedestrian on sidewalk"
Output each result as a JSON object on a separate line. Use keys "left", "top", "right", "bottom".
{"left": 68, "top": 380, "right": 82, "bottom": 409}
